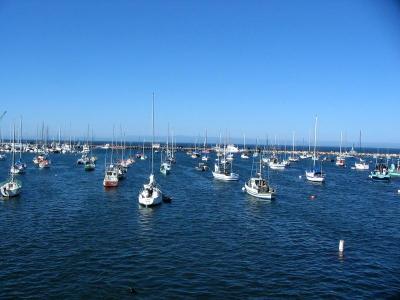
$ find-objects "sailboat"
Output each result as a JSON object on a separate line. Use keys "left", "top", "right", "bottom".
{"left": 288, "top": 132, "right": 299, "bottom": 162}
{"left": 335, "top": 131, "right": 345, "bottom": 167}
{"left": 12, "top": 117, "right": 27, "bottom": 174}
{"left": 191, "top": 137, "right": 200, "bottom": 158}
{"left": 160, "top": 131, "right": 171, "bottom": 175}
{"left": 1, "top": 124, "right": 22, "bottom": 197}
{"left": 201, "top": 129, "right": 210, "bottom": 161}
{"left": 253, "top": 138, "right": 259, "bottom": 158}
{"left": 212, "top": 142, "right": 239, "bottom": 181}
{"left": 354, "top": 131, "right": 369, "bottom": 170}
{"left": 240, "top": 134, "right": 249, "bottom": 159}
{"left": 84, "top": 129, "right": 95, "bottom": 171}
{"left": 305, "top": 116, "right": 325, "bottom": 182}
{"left": 138, "top": 93, "right": 163, "bottom": 207}
{"left": 167, "top": 128, "right": 176, "bottom": 164}
{"left": 140, "top": 139, "right": 147, "bottom": 160}
{"left": 244, "top": 150, "right": 276, "bottom": 199}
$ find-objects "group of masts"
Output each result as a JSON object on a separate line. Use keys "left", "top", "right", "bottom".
{"left": 2, "top": 111, "right": 399, "bottom": 200}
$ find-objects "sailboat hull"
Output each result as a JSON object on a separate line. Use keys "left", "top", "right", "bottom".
{"left": 305, "top": 171, "right": 325, "bottom": 182}
{"left": 138, "top": 188, "right": 162, "bottom": 206}
{"left": 1, "top": 181, "right": 22, "bottom": 197}
{"left": 355, "top": 163, "right": 369, "bottom": 170}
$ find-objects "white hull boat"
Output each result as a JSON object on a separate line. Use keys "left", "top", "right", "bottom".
{"left": 138, "top": 174, "right": 162, "bottom": 206}
{"left": 305, "top": 170, "right": 325, "bottom": 182}
{"left": 212, "top": 170, "right": 239, "bottom": 181}
{"left": 244, "top": 178, "right": 275, "bottom": 199}
{"left": 0, "top": 180, "right": 22, "bottom": 197}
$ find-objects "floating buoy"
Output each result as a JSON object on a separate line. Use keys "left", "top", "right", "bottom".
{"left": 309, "top": 195, "right": 316, "bottom": 200}
{"left": 339, "top": 240, "right": 345, "bottom": 255}
{"left": 299, "top": 175, "right": 302, "bottom": 179}
{"left": 398, "top": 189, "right": 400, "bottom": 194}
{"left": 241, "top": 187, "right": 245, "bottom": 192}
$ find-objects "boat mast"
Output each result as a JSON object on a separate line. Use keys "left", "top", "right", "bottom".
{"left": 292, "top": 131, "right": 295, "bottom": 156}
{"left": 205, "top": 129, "right": 207, "bottom": 149}
{"left": 111, "top": 125, "right": 114, "bottom": 165}
{"left": 166, "top": 122, "right": 169, "bottom": 159}
{"left": 19, "top": 116, "right": 23, "bottom": 160}
{"left": 313, "top": 116, "right": 317, "bottom": 170}
{"left": 340, "top": 131, "right": 343, "bottom": 156}
{"left": 151, "top": 92, "right": 155, "bottom": 175}
{"left": 11, "top": 123, "right": 15, "bottom": 182}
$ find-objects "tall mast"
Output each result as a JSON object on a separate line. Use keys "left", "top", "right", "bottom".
{"left": 167, "top": 122, "right": 169, "bottom": 157}
{"left": 11, "top": 123, "right": 15, "bottom": 182}
{"left": 111, "top": 125, "right": 114, "bottom": 164}
{"left": 292, "top": 131, "right": 295, "bottom": 155}
{"left": 313, "top": 116, "right": 317, "bottom": 169}
{"left": 151, "top": 92, "right": 155, "bottom": 175}
{"left": 19, "top": 116, "right": 23, "bottom": 159}
{"left": 340, "top": 131, "right": 343, "bottom": 155}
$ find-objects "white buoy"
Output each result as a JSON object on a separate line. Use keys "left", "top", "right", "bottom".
{"left": 398, "top": 189, "right": 400, "bottom": 194}
{"left": 339, "top": 240, "right": 345, "bottom": 255}
{"left": 241, "top": 187, "right": 245, "bottom": 192}
{"left": 299, "top": 175, "right": 302, "bottom": 179}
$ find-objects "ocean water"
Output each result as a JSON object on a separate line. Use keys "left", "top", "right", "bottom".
{"left": 1, "top": 151, "right": 400, "bottom": 299}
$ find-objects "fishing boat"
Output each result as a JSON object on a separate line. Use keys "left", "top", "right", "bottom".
{"left": 38, "top": 158, "right": 51, "bottom": 169}
{"left": 369, "top": 159, "right": 390, "bottom": 181}
{"left": 305, "top": 116, "right": 326, "bottom": 182}
{"left": 268, "top": 157, "right": 286, "bottom": 170}
{"left": 103, "top": 165, "right": 119, "bottom": 187}
{"left": 244, "top": 154, "right": 276, "bottom": 199}
{"left": 1, "top": 124, "right": 22, "bottom": 197}
{"left": 139, "top": 93, "right": 163, "bottom": 207}
{"left": 103, "top": 128, "right": 119, "bottom": 187}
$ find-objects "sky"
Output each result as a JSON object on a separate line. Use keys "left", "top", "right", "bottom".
{"left": 0, "top": 0, "right": 400, "bottom": 146}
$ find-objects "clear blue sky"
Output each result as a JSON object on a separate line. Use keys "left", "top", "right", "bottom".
{"left": 0, "top": 0, "right": 399, "bottom": 146}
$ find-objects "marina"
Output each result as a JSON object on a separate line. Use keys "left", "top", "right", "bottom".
{"left": 1, "top": 0, "right": 400, "bottom": 298}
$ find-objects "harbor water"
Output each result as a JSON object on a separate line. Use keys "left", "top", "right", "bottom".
{"left": 1, "top": 150, "right": 400, "bottom": 298}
